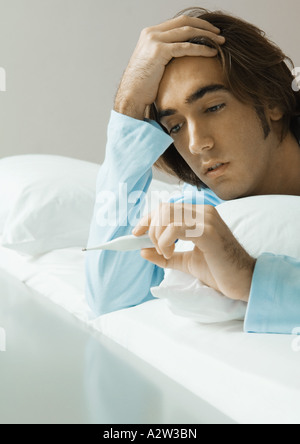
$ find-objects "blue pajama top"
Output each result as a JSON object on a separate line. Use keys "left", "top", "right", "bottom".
{"left": 85, "top": 111, "right": 300, "bottom": 335}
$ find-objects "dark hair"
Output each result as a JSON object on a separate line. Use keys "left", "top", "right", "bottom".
{"left": 149, "top": 7, "right": 300, "bottom": 189}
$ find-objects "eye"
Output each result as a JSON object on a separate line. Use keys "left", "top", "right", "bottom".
{"left": 169, "top": 123, "right": 183, "bottom": 135}
{"left": 205, "top": 103, "right": 226, "bottom": 113}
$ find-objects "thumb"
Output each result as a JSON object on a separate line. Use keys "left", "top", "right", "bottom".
{"left": 140, "top": 248, "right": 190, "bottom": 273}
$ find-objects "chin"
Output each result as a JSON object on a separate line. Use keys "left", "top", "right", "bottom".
{"left": 210, "top": 184, "right": 248, "bottom": 202}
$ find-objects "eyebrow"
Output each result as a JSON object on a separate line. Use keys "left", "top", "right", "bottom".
{"left": 157, "top": 84, "right": 228, "bottom": 120}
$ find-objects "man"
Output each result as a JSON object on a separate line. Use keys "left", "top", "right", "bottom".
{"left": 85, "top": 7, "right": 300, "bottom": 334}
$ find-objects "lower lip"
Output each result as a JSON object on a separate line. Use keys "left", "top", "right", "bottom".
{"left": 206, "top": 163, "right": 229, "bottom": 179}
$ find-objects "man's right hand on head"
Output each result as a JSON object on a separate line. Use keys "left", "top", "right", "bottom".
{"left": 114, "top": 15, "right": 225, "bottom": 120}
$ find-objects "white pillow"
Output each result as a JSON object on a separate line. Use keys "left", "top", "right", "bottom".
{"left": 0, "top": 155, "right": 180, "bottom": 256}
{"left": 0, "top": 155, "right": 100, "bottom": 256}
{"left": 151, "top": 195, "right": 300, "bottom": 323}
{"left": 151, "top": 240, "right": 247, "bottom": 323}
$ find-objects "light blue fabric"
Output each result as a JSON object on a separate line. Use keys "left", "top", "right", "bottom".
{"left": 85, "top": 110, "right": 300, "bottom": 335}
{"left": 85, "top": 110, "right": 222, "bottom": 316}
{"left": 244, "top": 254, "right": 300, "bottom": 335}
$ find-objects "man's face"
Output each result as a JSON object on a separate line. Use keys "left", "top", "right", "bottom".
{"left": 155, "top": 56, "right": 280, "bottom": 201}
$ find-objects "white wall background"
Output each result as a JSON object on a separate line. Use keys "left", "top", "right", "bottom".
{"left": 0, "top": 0, "right": 299, "bottom": 167}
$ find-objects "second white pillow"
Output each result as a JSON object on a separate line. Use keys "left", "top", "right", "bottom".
{"left": 1, "top": 155, "right": 100, "bottom": 255}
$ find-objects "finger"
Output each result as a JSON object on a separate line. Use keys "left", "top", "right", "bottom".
{"left": 141, "top": 248, "right": 191, "bottom": 274}
{"left": 161, "top": 27, "right": 225, "bottom": 44}
{"left": 151, "top": 204, "right": 174, "bottom": 256}
{"left": 148, "top": 211, "right": 165, "bottom": 256}
{"left": 133, "top": 211, "right": 165, "bottom": 256}
{"left": 154, "top": 15, "right": 221, "bottom": 35}
{"left": 169, "top": 42, "right": 218, "bottom": 58}
{"left": 157, "top": 223, "right": 180, "bottom": 259}
{"left": 139, "top": 203, "right": 172, "bottom": 255}
{"left": 141, "top": 248, "right": 168, "bottom": 268}
{"left": 132, "top": 212, "right": 152, "bottom": 235}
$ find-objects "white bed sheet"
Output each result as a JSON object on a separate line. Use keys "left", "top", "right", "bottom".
{"left": 0, "top": 237, "right": 93, "bottom": 322}
{"left": 1, "top": 238, "right": 300, "bottom": 424}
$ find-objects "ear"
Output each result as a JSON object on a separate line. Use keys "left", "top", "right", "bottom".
{"left": 267, "top": 105, "right": 284, "bottom": 122}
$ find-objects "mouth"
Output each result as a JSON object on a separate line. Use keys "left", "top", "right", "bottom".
{"left": 204, "top": 162, "right": 229, "bottom": 178}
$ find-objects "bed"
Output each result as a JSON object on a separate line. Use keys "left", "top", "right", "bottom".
{"left": 1, "top": 154, "right": 300, "bottom": 424}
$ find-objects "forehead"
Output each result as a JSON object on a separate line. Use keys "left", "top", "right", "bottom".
{"left": 156, "top": 56, "right": 225, "bottom": 109}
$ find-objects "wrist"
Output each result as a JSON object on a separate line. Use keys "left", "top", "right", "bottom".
{"left": 114, "top": 96, "right": 146, "bottom": 121}
{"left": 234, "top": 257, "right": 256, "bottom": 302}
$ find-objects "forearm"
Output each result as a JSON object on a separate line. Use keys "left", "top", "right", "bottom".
{"left": 91, "top": 110, "right": 173, "bottom": 239}
{"left": 85, "top": 111, "right": 173, "bottom": 316}
{"left": 86, "top": 13, "right": 225, "bottom": 316}
{"left": 114, "top": 92, "right": 146, "bottom": 121}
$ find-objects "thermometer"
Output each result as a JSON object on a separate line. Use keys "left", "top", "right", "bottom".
{"left": 82, "top": 234, "right": 155, "bottom": 252}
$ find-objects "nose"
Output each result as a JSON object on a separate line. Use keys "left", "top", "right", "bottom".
{"left": 188, "top": 122, "right": 214, "bottom": 155}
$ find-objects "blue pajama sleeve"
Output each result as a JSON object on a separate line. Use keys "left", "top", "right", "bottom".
{"left": 244, "top": 253, "right": 300, "bottom": 334}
